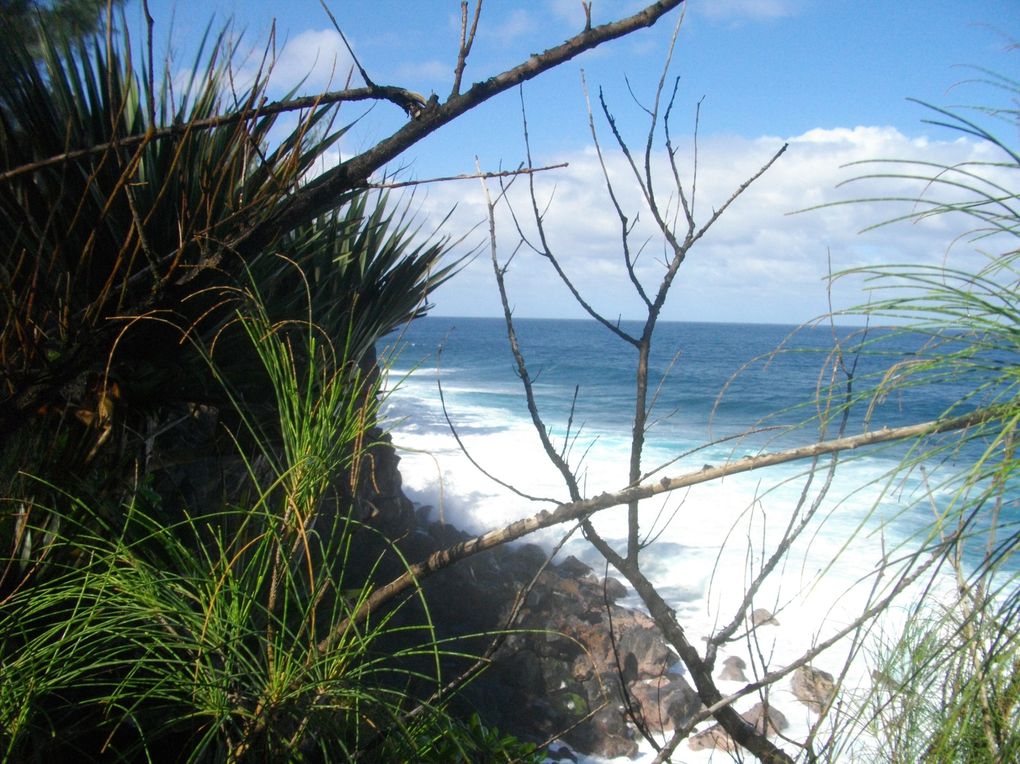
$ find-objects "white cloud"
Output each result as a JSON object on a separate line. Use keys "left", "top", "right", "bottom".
{"left": 409, "top": 124, "right": 1011, "bottom": 324}
{"left": 269, "top": 28, "right": 360, "bottom": 93}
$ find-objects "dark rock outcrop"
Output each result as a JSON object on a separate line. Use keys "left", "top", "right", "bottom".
{"left": 415, "top": 531, "right": 700, "bottom": 759}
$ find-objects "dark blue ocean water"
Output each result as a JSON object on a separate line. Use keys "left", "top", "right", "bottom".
{"left": 388, "top": 317, "right": 986, "bottom": 442}
{"left": 383, "top": 317, "right": 1017, "bottom": 574}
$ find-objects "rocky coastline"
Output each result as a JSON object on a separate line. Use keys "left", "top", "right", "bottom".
{"left": 362, "top": 437, "right": 837, "bottom": 759}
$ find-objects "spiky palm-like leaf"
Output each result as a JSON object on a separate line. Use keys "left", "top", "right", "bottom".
{"left": 0, "top": 22, "right": 458, "bottom": 585}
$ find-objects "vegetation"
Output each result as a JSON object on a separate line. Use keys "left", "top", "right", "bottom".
{"left": 0, "top": 1, "right": 696, "bottom": 759}
{"left": 819, "top": 74, "right": 1020, "bottom": 762}
{"left": 2, "top": 1, "right": 1015, "bottom": 761}
{"left": 0, "top": 12, "right": 486, "bottom": 763}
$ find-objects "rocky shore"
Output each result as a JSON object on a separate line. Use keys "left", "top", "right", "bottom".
{"left": 361, "top": 436, "right": 839, "bottom": 759}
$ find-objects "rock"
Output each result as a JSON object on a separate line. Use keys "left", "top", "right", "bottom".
{"left": 627, "top": 675, "right": 701, "bottom": 733}
{"left": 718, "top": 655, "right": 748, "bottom": 681}
{"left": 792, "top": 665, "right": 835, "bottom": 713}
{"left": 581, "top": 702, "right": 639, "bottom": 759}
{"left": 602, "top": 576, "right": 628, "bottom": 603}
{"left": 688, "top": 701, "right": 788, "bottom": 752}
{"left": 557, "top": 555, "right": 593, "bottom": 578}
{"left": 743, "top": 701, "right": 788, "bottom": 733}
{"left": 415, "top": 504, "right": 433, "bottom": 524}
{"left": 751, "top": 607, "right": 779, "bottom": 627}
{"left": 349, "top": 478, "right": 690, "bottom": 761}
{"left": 689, "top": 722, "right": 736, "bottom": 752}
{"left": 414, "top": 541, "right": 682, "bottom": 760}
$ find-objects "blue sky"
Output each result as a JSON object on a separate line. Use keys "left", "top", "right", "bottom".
{"left": 136, "top": 1, "right": 1020, "bottom": 324}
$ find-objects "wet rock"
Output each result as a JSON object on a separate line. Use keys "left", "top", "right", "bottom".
{"left": 570, "top": 700, "right": 639, "bottom": 760}
{"left": 744, "top": 701, "right": 789, "bottom": 733}
{"left": 792, "top": 665, "right": 835, "bottom": 713}
{"left": 603, "top": 576, "right": 628, "bottom": 603}
{"left": 688, "top": 701, "right": 788, "bottom": 752}
{"left": 410, "top": 533, "right": 684, "bottom": 759}
{"left": 627, "top": 675, "right": 702, "bottom": 733}
{"left": 718, "top": 655, "right": 748, "bottom": 681}
{"left": 557, "top": 555, "right": 593, "bottom": 578}
{"left": 689, "top": 722, "right": 735, "bottom": 752}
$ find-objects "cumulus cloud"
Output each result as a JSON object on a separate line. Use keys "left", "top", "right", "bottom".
{"left": 268, "top": 28, "right": 359, "bottom": 92}
{"left": 411, "top": 125, "right": 1010, "bottom": 323}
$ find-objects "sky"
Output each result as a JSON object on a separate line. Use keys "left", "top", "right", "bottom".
{"left": 134, "top": 1, "right": 1020, "bottom": 324}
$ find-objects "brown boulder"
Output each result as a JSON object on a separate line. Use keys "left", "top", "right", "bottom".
{"left": 744, "top": 701, "right": 789, "bottom": 733}
{"left": 718, "top": 655, "right": 748, "bottom": 681}
{"left": 627, "top": 675, "right": 701, "bottom": 734}
{"left": 751, "top": 607, "right": 779, "bottom": 627}
{"left": 792, "top": 665, "right": 835, "bottom": 713}
{"left": 688, "top": 701, "right": 788, "bottom": 752}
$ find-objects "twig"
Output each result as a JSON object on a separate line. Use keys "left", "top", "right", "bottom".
{"left": 365, "top": 162, "right": 567, "bottom": 190}
{"left": 318, "top": 0, "right": 374, "bottom": 86}
{"left": 0, "top": 84, "right": 428, "bottom": 183}
{"left": 480, "top": 163, "right": 583, "bottom": 503}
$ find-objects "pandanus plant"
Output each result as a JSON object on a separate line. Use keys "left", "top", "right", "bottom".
{"left": 0, "top": 16, "right": 479, "bottom": 764}
{"left": 0, "top": 19, "right": 457, "bottom": 565}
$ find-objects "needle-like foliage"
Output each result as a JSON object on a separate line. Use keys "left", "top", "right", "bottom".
{"left": 821, "top": 70, "right": 1020, "bottom": 762}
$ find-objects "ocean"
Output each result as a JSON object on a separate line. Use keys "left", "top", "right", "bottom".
{"left": 380, "top": 316, "right": 1016, "bottom": 762}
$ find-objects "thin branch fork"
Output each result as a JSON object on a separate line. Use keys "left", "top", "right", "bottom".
{"left": 450, "top": 1, "right": 483, "bottom": 98}
{"left": 317, "top": 406, "right": 1000, "bottom": 653}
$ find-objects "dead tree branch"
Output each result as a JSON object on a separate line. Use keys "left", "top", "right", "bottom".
{"left": 318, "top": 406, "right": 1000, "bottom": 653}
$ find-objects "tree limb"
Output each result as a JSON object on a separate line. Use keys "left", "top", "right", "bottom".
{"left": 317, "top": 406, "right": 1000, "bottom": 652}
{"left": 267, "top": 0, "right": 687, "bottom": 254}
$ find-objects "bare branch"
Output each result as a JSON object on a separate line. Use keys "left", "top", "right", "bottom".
{"left": 0, "top": 84, "right": 428, "bottom": 183}
{"left": 685, "top": 142, "right": 789, "bottom": 252}
{"left": 451, "top": 1, "right": 483, "bottom": 98}
{"left": 279, "top": 0, "right": 688, "bottom": 250}
{"left": 518, "top": 85, "right": 640, "bottom": 345}
{"left": 364, "top": 162, "right": 567, "bottom": 190}
{"left": 582, "top": 71, "right": 652, "bottom": 308}
{"left": 480, "top": 166, "right": 582, "bottom": 501}
{"left": 318, "top": 0, "right": 374, "bottom": 86}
